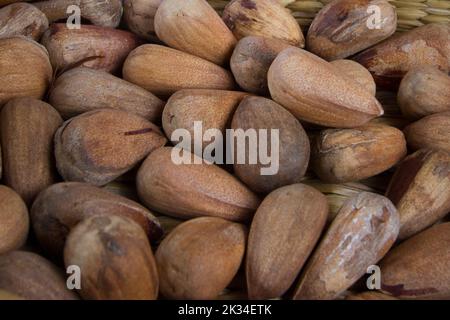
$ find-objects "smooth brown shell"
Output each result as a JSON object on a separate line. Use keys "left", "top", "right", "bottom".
{"left": 156, "top": 217, "right": 247, "bottom": 299}
{"left": 0, "top": 36, "right": 52, "bottom": 105}
{"left": 385, "top": 149, "right": 450, "bottom": 240}
{"left": 380, "top": 222, "right": 450, "bottom": 299}
{"left": 231, "top": 96, "right": 310, "bottom": 194}
{"left": 403, "top": 112, "right": 450, "bottom": 153}
{"left": 0, "top": 97, "right": 62, "bottom": 205}
{"left": 0, "top": 251, "right": 79, "bottom": 300}
{"left": 293, "top": 192, "right": 399, "bottom": 300}
{"left": 398, "top": 66, "right": 450, "bottom": 119}
{"left": 246, "top": 184, "right": 328, "bottom": 300}
{"left": 307, "top": 0, "right": 397, "bottom": 61}
{"left": 311, "top": 124, "right": 407, "bottom": 183}
{"left": 136, "top": 147, "right": 260, "bottom": 222}
{"left": 0, "top": 186, "right": 28, "bottom": 255}
{"left": 34, "top": 0, "right": 123, "bottom": 28}
{"left": 155, "top": 0, "right": 236, "bottom": 65}
{"left": 123, "top": 44, "right": 235, "bottom": 97}
{"left": 354, "top": 23, "right": 450, "bottom": 90}
{"left": 330, "top": 59, "right": 376, "bottom": 96}
{"left": 268, "top": 47, "right": 384, "bottom": 128}
{"left": 162, "top": 89, "right": 248, "bottom": 154}
{"left": 0, "top": 3, "right": 48, "bottom": 40}
{"left": 49, "top": 67, "right": 164, "bottom": 121}
{"left": 31, "top": 182, "right": 162, "bottom": 258}
{"left": 64, "top": 214, "right": 159, "bottom": 300}
{"left": 222, "top": 0, "right": 304, "bottom": 47}
{"left": 41, "top": 23, "right": 141, "bottom": 74}
{"left": 123, "top": 0, "right": 161, "bottom": 41}
{"left": 54, "top": 109, "right": 167, "bottom": 186}
{"left": 230, "top": 36, "right": 290, "bottom": 95}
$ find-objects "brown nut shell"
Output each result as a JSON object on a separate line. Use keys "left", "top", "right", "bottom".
{"left": 155, "top": 0, "right": 236, "bottom": 65}
{"left": 231, "top": 96, "right": 310, "bottom": 194}
{"left": 0, "top": 97, "right": 62, "bottom": 205}
{"left": 230, "top": 36, "right": 290, "bottom": 95}
{"left": 41, "top": 23, "right": 141, "bottom": 74}
{"left": 136, "top": 147, "right": 260, "bottom": 222}
{"left": 398, "top": 66, "right": 450, "bottom": 119}
{"left": 0, "top": 185, "right": 28, "bottom": 255}
{"left": 354, "top": 23, "right": 450, "bottom": 90}
{"left": 307, "top": 0, "right": 397, "bottom": 60}
{"left": 123, "top": 44, "right": 235, "bottom": 97}
{"left": 330, "top": 59, "right": 376, "bottom": 96}
{"left": 385, "top": 148, "right": 450, "bottom": 240}
{"left": 31, "top": 182, "right": 162, "bottom": 258}
{"left": 34, "top": 0, "right": 123, "bottom": 28}
{"left": 0, "top": 3, "right": 48, "bottom": 40}
{"left": 403, "top": 112, "right": 450, "bottom": 153}
{"left": 222, "top": 0, "right": 304, "bottom": 47}
{"left": 162, "top": 89, "right": 248, "bottom": 155}
{"left": 268, "top": 47, "right": 384, "bottom": 128}
{"left": 54, "top": 109, "right": 167, "bottom": 186}
{"left": 246, "top": 184, "right": 328, "bottom": 300}
{"left": 346, "top": 291, "right": 397, "bottom": 300}
{"left": 311, "top": 124, "right": 407, "bottom": 183}
{"left": 156, "top": 217, "right": 247, "bottom": 299}
{"left": 64, "top": 214, "right": 159, "bottom": 300}
{"left": 49, "top": 67, "right": 164, "bottom": 121}
{"left": 380, "top": 222, "right": 450, "bottom": 299}
{"left": 293, "top": 192, "right": 399, "bottom": 300}
{"left": 0, "top": 251, "right": 79, "bottom": 300}
{"left": 123, "top": 0, "right": 161, "bottom": 41}
{"left": 0, "top": 36, "right": 52, "bottom": 105}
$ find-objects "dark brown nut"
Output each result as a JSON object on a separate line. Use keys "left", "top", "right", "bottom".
{"left": 64, "top": 214, "right": 159, "bottom": 300}
{"left": 346, "top": 291, "right": 397, "bottom": 300}
{"left": 246, "top": 184, "right": 328, "bottom": 300}
{"left": 268, "top": 47, "right": 384, "bottom": 128}
{"left": 311, "top": 124, "right": 407, "bottom": 183}
{"left": 380, "top": 222, "right": 450, "bottom": 299}
{"left": 31, "top": 182, "right": 162, "bottom": 258}
{"left": 231, "top": 96, "right": 310, "bottom": 194}
{"left": 230, "top": 36, "right": 290, "bottom": 95}
{"left": 54, "top": 109, "right": 167, "bottom": 186}
{"left": 222, "top": 0, "right": 304, "bottom": 47}
{"left": 0, "top": 186, "right": 29, "bottom": 255}
{"left": 0, "top": 251, "right": 79, "bottom": 300}
{"left": 123, "top": 44, "right": 236, "bottom": 97}
{"left": 123, "top": 0, "right": 161, "bottom": 41}
{"left": 0, "top": 97, "right": 62, "bottom": 205}
{"left": 330, "top": 59, "right": 376, "bottom": 96}
{"left": 307, "top": 0, "right": 396, "bottom": 61}
{"left": 34, "top": 0, "right": 123, "bottom": 28}
{"left": 155, "top": 0, "right": 236, "bottom": 66}
{"left": 162, "top": 89, "right": 248, "bottom": 154}
{"left": 354, "top": 23, "right": 450, "bottom": 90}
{"left": 0, "top": 37, "right": 52, "bottom": 105}
{"left": 136, "top": 147, "right": 261, "bottom": 222}
{"left": 1, "top": 0, "right": 30, "bottom": 7}
{"left": 156, "top": 217, "right": 247, "bottom": 299}
{"left": 403, "top": 112, "right": 450, "bottom": 153}
{"left": 41, "top": 23, "right": 141, "bottom": 74}
{"left": 293, "top": 192, "right": 399, "bottom": 300}
{"left": 49, "top": 67, "right": 165, "bottom": 122}
{"left": 385, "top": 148, "right": 450, "bottom": 240}
{"left": 0, "top": 3, "right": 48, "bottom": 40}
{"left": 398, "top": 66, "right": 450, "bottom": 119}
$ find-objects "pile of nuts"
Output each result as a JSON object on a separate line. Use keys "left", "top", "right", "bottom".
{"left": 0, "top": 0, "right": 449, "bottom": 300}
